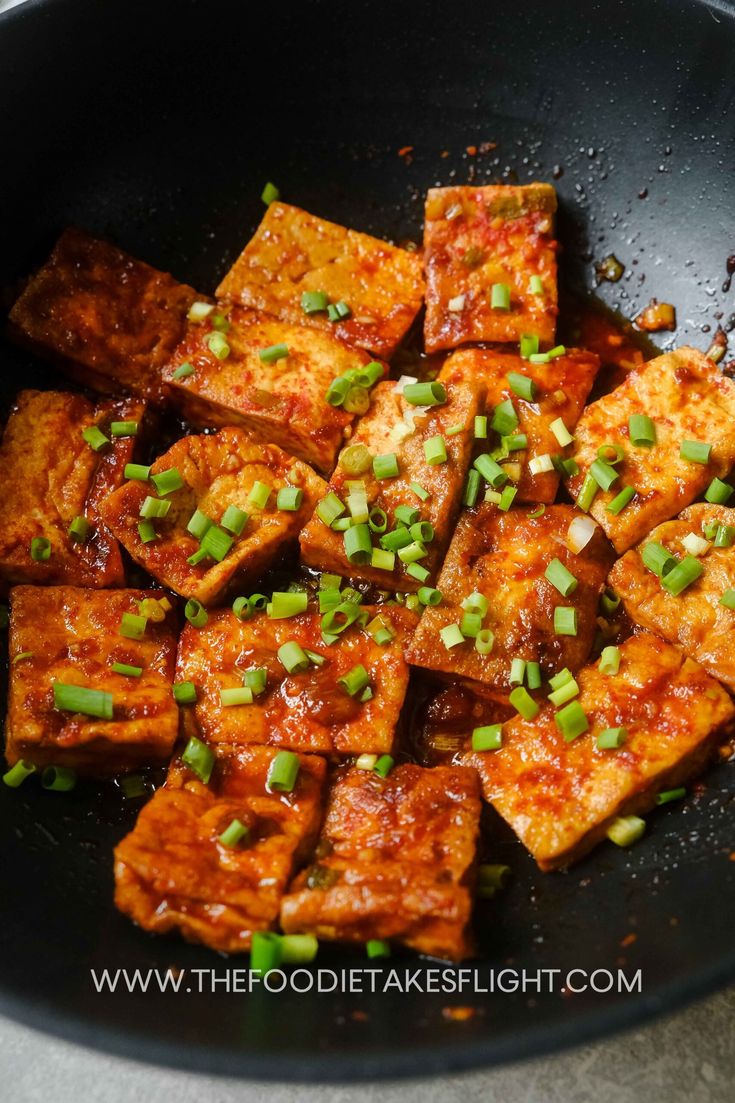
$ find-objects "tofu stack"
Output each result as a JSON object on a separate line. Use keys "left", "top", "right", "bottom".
{"left": 4, "top": 181, "right": 735, "bottom": 965}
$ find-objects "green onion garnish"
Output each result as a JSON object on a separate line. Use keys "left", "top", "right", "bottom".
{"left": 371, "top": 547, "right": 395, "bottom": 571}
{"left": 498, "top": 485, "right": 518, "bottom": 511}
{"left": 220, "top": 686, "right": 254, "bottom": 707}
{"left": 173, "top": 681, "right": 197, "bottom": 704}
{"left": 529, "top": 275, "right": 544, "bottom": 295}
{"left": 679, "top": 440, "right": 712, "bottom": 464}
{"left": 261, "top": 181, "right": 279, "bottom": 204}
{"left": 138, "top": 521, "right": 158, "bottom": 543}
{"left": 111, "top": 662, "right": 143, "bottom": 678}
{"left": 30, "top": 536, "right": 51, "bottom": 561}
{"left": 110, "top": 421, "right": 138, "bottom": 437}
{"left": 219, "top": 818, "right": 250, "bottom": 848}
{"left": 520, "top": 333, "right": 540, "bottom": 359}
{"left": 509, "top": 657, "right": 526, "bottom": 686}
{"left": 599, "top": 645, "right": 621, "bottom": 675}
{"left": 549, "top": 417, "right": 573, "bottom": 447}
{"left": 641, "top": 541, "right": 678, "bottom": 577}
{"left": 526, "top": 661, "right": 542, "bottom": 690}
{"left": 250, "top": 931, "right": 282, "bottom": 975}
{"left": 119, "top": 612, "right": 147, "bottom": 640}
{"left": 53, "top": 682, "right": 113, "bottom": 719}
{"left": 327, "top": 300, "right": 351, "bottom": 321}
{"left": 628, "top": 413, "right": 656, "bottom": 447}
{"left": 553, "top": 606, "right": 578, "bottom": 636}
{"left": 507, "top": 372, "right": 537, "bottom": 401}
{"left": 402, "top": 381, "right": 447, "bottom": 406}
{"left": 719, "top": 589, "right": 735, "bottom": 610}
{"left": 301, "top": 290, "right": 329, "bottom": 314}
{"left": 410, "top": 481, "right": 431, "bottom": 502}
{"left": 248, "top": 481, "right": 272, "bottom": 510}
{"left": 343, "top": 523, "right": 372, "bottom": 564}
{"left": 606, "top": 486, "right": 636, "bottom": 515}
{"left": 474, "top": 454, "right": 508, "bottom": 487}
{"left": 277, "top": 641, "right": 310, "bottom": 674}
{"left": 258, "top": 342, "right": 289, "bottom": 364}
{"left": 424, "top": 435, "right": 448, "bottom": 465}
{"left": 268, "top": 750, "right": 300, "bottom": 792}
{"left": 373, "top": 453, "right": 400, "bottom": 479}
{"left": 220, "top": 504, "right": 249, "bottom": 534}
{"left": 715, "top": 524, "right": 735, "bottom": 548}
{"left": 338, "top": 663, "right": 370, "bottom": 697}
{"left": 607, "top": 815, "right": 645, "bottom": 847}
{"left": 576, "top": 472, "right": 599, "bottom": 513}
{"left": 140, "top": 496, "right": 170, "bottom": 519}
{"left": 555, "top": 700, "right": 589, "bottom": 741}
{"left": 472, "top": 724, "right": 502, "bottom": 751}
{"left": 417, "top": 587, "right": 442, "bottom": 606}
{"left": 490, "top": 282, "right": 511, "bottom": 310}
{"left": 184, "top": 599, "right": 208, "bottom": 628}
{"left": 41, "top": 765, "right": 77, "bottom": 792}
{"left": 186, "top": 509, "right": 213, "bottom": 540}
{"left": 545, "top": 558, "right": 578, "bottom": 597}
{"left": 269, "top": 591, "right": 308, "bottom": 619}
{"left": 460, "top": 611, "right": 482, "bottom": 638}
{"left": 491, "top": 399, "right": 519, "bottom": 436}
{"left": 704, "top": 477, "right": 734, "bottom": 504}
{"left": 205, "top": 331, "right": 230, "bottom": 359}
{"left": 660, "top": 556, "right": 703, "bottom": 595}
{"left": 656, "top": 787, "right": 686, "bottom": 805}
{"left": 2, "top": 760, "right": 37, "bottom": 788}
{"left": 172, "top": 361, "right": 195, "bottom": 381}
{"left": 125, "top": 463, "right": 151, "bottom": 481}
{"left": 68, "top": 515, "right": 91, "bottom": 543}
{"left": 597, "top": 726, "right": 627, "bottom": 750}
{"left": 366, "top": 939, "right": 391, "bottom": 959}
{"left": 509, "top": 686, "right": 539, "bottom": 721}
{"left": 276, "top": 487, "right": 303, "bottom": 512}
{"left": 475, "top": 628, "right": 494, "bottom": 654}
{"left": 182, "top": 736, "right": 215, "bottom": 784}
{"left": 463, "top": 469, "right": 481, "bottom": 507}
{"left": 81, "top": 425, "right": 110, "bottom": 452}
{"left": 151, "top": 468, "right": 183, "bottom": 496}
{"left": 199, "top": 525, "right": 234, "bottom": 563}
{"left": 440, "top": 624, "right": 465, "bottom": 649}
{"left": 373, "top": 754, "right": 394, "bottom": 778}
{"left": 589, "top": 458, "right": 619, "bottom": 491}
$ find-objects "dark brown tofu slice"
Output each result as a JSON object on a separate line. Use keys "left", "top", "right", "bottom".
{"left": 610, "top": 502, "right": 735, "bottom": 691}
{"left": 406, "top": 503, "right": 614, "bottom": 689}
{"left": 162, "top": 304, "right": 377, "bottom": 474}
{"left": 423, "top": 183, "right": 558, "bottom": 353}
{"left": 175, "top": 605, "right": 416, "bottom": 756}
{"left": 99, "top": 427, "right": 325, "bottom": 604}
{"left": 114, "top": 744, "right": 326, "bottom": 953}
{"left": 438, "top": 346, "right": 600, "bottom": 503}
{"left": 299, "top": 378, "right": 482, "bottom": 590}
{"left": 567, "top": 346, "right": 735, "bottom": 553}
{"left": 215, "top": 202, "right": 424, "bottom": 359}
{"left": 464, "top": 632, "right": 735, "bottom": 870}
{"left": 280, "top": 763, "right": 481, "bottom": 961}
{"left": 5, "top": 585, "right": 179, "bottom": 775}
{"left": 8, "top": 228, "right": 198, "bottom": 403}
{"left": 0, "top": 390, "right": 144, "bottom": 588}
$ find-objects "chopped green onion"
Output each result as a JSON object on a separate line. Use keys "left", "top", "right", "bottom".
{"left": 462, "top": 591, "right": 489, "bottom": 617}
{"left": 555, "top": 700, "right": 589, "bottom": 741}
{"left": 354, "top": 361, "right": 384, "bottom": 388}
{"left": 172, "top": 361, "right": 195, "bottom": 381}
{"left": 509, "top": 658, "right": 526, "bottom": 686}
{"left": 243, "top": 668, "right": 268, "bottom": 695}
{"left": 188, "top": 301, "right": 214, "bottom": 322}
{"left": 680, "top": 440, "right": 712, "bottom": 464}
{"left": 81, "top": 425, "right": 109, "bottom": 452}
{"left": 125, "top": 463, "right": 152, "bottom": 481}
{"left": 628, "top": 413, "right": 656, "bottom": 447}
{"left": 589, "top": 458, "right": 619, "bottom": 491}
{"left": 476, "top": 864, "right": 512, "bottom": 898}
{"left": 410, "top": 481, "right": 431, "bottom": 501}
{"left": 397, "top": 540, "right": 426, "bottom": 565}
{"left": 402, "top": 381, "right": 447, "bottom": 406}
{"left": 509, "top": 686, "right": 539, "bottom": 721}
{"left": 597, "top": 443, "right": 625, "bottom": 466}
{"left": 474, "top": 415, "right": 488, "bottom": 439}
{"left": 247, "top": 481, "right": 272, "bottom": 510}
{"left": 507, "top": 372, "right": 537, "bottom": 402}
{"left": 597, "top": 726, "right": 627, "bottom": 750}
{"left": 394, "top": 505, "right": 420, "bottom": 526}
{"left": 139, "top": 496, "right": 170, "bottom": 519}
{"left": 316, "top": 492, "right": 345, "bottom": 526}
{"left": 321, "top": 603, "right": 362, "bottom": 636}
{"left": 553, "top": 606, "right": 578, "bottom": 636}
{"left": 138, "top": 519, "right": 158, "bottom": 544}
{"left": 474, "top": 454, "right": 508, "bottom": 487}
{"left": 498, "top": 485, "right": 518, "bottom": 511}
{"left": 529, "top": 275, "right": 544, "bottom": 295}
{"left": 277, "top": 641, "right": 310, "bottom": 674}
{"left": 251, "top": 931, "right": 282, "bottom": 975}
{"left": 366, "top": 614, "right": 396, "bottom": 646}
{"left": 187, "top": 509, "right": 213, "bottom": 540}
{"left": 220, "top": 686, "right": 254, "bottom": 707}
{"left": 719, "top": 589, "right": 735, "bottom": 610}
{"left": 328, "top": 300, "right": 351, "bottom": 321}
{"left": 548, "top": 675, "right": 580, "bottom": 708}
{"left": 219, "top": 818, "right": 250, "bottom": 847}
{"left": 340, "top": 444, "right": 373, "bottom": 477}
{"left": 600, "top": 588, "right": 621, "bottom": 617}
{"left": 184, "top": 599, "right": 208, "bottom": 628}
{"left": 529, "top": 352, "right": 550, "bottom": 364}
{"left": 301, "top": 289, "right": 329, "bottom": 314}
{"left": 119, "top": 612, "right": 147, "bottom": 640}
{"left": 418, "top": 587, "right": 442, "bottom": 606}
{"left": 110, "top": 420, "right": 138, "bottom": 437}
{"left": 424, "top": 435, "right": 448, "bottom": 465}
{"left": 366, "top": 939, "right": 391, "bottom": 959}
{"left": 576, "top": 473, "right": 599, "bottom": 513}
{"left": 491, "top": 399, "right": 519, "bottom": 436}
{"left": 520, "top": 333, "right": 540, "bottom": 359}
{"left": 221, "top": 504, "right": 250, "bottom": 534}
{"left": 373, "top": 754, "right": 394, "bottom": 778}
{"left": 526, "top": 661, "right": 542, "bottom": 690}
{"left": 656, "top": 787, "right": 686, "bottom": 805}
{"left": 53, "top": 682, "right": 113, "bottom": 719}
{"left": 173, "top": 681, "right": 197, "bottom": 705}
{"left": 338, "top": 664, "right": 370, "bottom": 697}
{"left": 705, "top": 477, "right": 734, "bottom": 504}
{"left": 661, "top": 556, "right": 703, "bottom": 595}
{"left": 607, "top": 815, "right": 645, "bottom": 847}
{"left": 549, "top": 418, "right": 573, "bottom": 447}
{"left": 446, "top": 423, "right": 465, "bottom": 437}
{"left": 440, "top": 623, "right": 465, "bottom": 649}
{"left": 545, "top": 558, "right": 578, "bottom": 597}
{"left": 409, "top": 521, "right": 434, "bottom": 543}
{"left": 343, "top": 385, "right": 370, "bottom": 414}
{"left": 490, "top": 282, "right": 511, "bottom": 310}
{"left": 599, "top": 645, "right": 621, "bottom": 675}
{"left": 606, "top": 486, "right": 637, "bottom": 515}
{"left": 182, "top": 736, "right": 214, "bottom": 784}
{"left": 205, "top": 331, "right": 230, "bottom": 359}
{"left": 475, "top": 628, "right": 494, "bottom": 655}
{"left": 371, "top": 547, "right": 395, "bottom": 571}
{"left": 261, "top": 181, "right": 280, "bottom": 204}
{"left": 472, "top": 724, "right": 502, "bottom": 751}
{"left": 121, "top": 775, "right": 146, "bottom": 800}
{"left": 30, "top": 536, "right": 51, "bottom": 561}
{"left": 2, "top": 760, "right": 37, "bottom": 788}
{"left": 111, "top": 662, "right": 143, "bottom": 678}
{"left": 459, "top": 611, "right": 482, "bottom": 638}
{"left": 41, "top": 765, "right": 77, "bottom": 792}
{"left": 373, "top": 453, "right": 400, "bottom": 479}
{"left": 406, "top": 562, "right": 430, "bottom": 582}
{"left": 642, "top": 541, "right": 678, "bottom": 577}
{"left": 12, "top": 651, "right": 34, "bottom": 665}
{"left": 268, "top": 591, "right": 308, "bottom": 619}
{"left": 529, "top": 505, "right": 546, "bottom": 519}
{"left": 68, "top": 515, "right": 91, "bottom": 543}
{"left": 463, "top": 469, "right": 481, "bottom": 507}
{"left": 268, "top": 750, "right": 300, "bottom": 792}
{"left": 258, "top": 342, "right": 289, "bottom": 364}
{"left": 281, "top": 934, "right": 319, "bottom": 964}
{"left": 344, "top": 523, "right": 372, "bottom": 564}
{"left": 368, "top": 507, "right": 388, "bottom": 534}
{"left": 325, "top": 377, "right": 351, "bottom": 406}
{"left": 715, "top": 524, "right": 735, "bottom": 548}
{"left": 199, "top": 525, "right": 234, "bottom": 562}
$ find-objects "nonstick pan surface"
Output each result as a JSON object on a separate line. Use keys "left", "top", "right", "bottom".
{"left": 0, "top": 0, "right": 734, "bottom": 1081}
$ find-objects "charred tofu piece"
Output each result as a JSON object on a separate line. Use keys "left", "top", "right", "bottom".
{"left": 464, "top": 632, "right": 735, "bottom": 870}
{"left": 439, "top": 346, "right": 599, "bottom": 503}
{"left": 5, "top": 585, "right": 178, "bottom": 774}
{"left": 610, "top": 503, "right": 735, "bottom": 691}
{"left": 175, "top": 604, "right": 416, "bottom": 755}
{"left": 280, "top": 763, "right": 481, "bottom": 961}
{"left": 568, "top": 347, "right": 735, "bottom": 553}
{"left": 114, "top": 744, "right": 326, "bottom": 953}
{"left": 0, "top": 390, "right": 145, "bottom": 588}
{"left": 162, "top": 305, "right": 377, "bottom": 474}
{"left": 406, "top": 503, "right": 614, "bottom": 688}
{"left": 99, "top": 427, "right": 325, "bottom": 604}
{"left": 8, "top": 228, "right": 197, "bottom": 403}
{"left": 215, "top": 202, "right": 424, "bottom": 359}
{"left": 423, "top": 184, "right": 558, "bottom": 353}
{"left": 299, "top": 379, "right": 482, "bottom": 590}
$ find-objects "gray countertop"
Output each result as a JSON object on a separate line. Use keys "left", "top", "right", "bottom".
{"left": 2, "top": 986, "right": 734, "bottom": 1102}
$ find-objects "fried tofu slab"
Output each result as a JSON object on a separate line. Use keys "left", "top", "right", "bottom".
{"left": 6, "top": 586, "right": 178, "bottom": 774}
{"left": 175, "top": 605, "right": 416, "bottom": 755}
{"left": 423, "top": 184, "right": 558, "bottom": 352}
{"left": 568, "top": 347, "right": 735, "bottom": 553}
{"left": 115, "top": 744, "right": 326, "bottom": 953}
{"left": 280, "top": 763, "right": 481, "bottom": 961}
{"left": 216, "top": 203, "right": 425, "bottom": 359}
{"left": 162, "top": 305, "right": 376, "bottom": 474}
{"left": 464, "top": 632, "right": 735, "bottom": 870}
{"left": 406, "top": 503, "right": 614, "bottom": 688}
{"left": 610, "top": 503, "right": 735, "bottom": 691}
{"left": 0, "top": 390, "right": 144, "bottom": 589}
{"left": 439, "top": 346, "right": 600, "bottom": 503}
{"left": 99, "top": 428, "right": 325, "bottom": 604}
{"left": 8, "top": 228, "right": 197, "bottom": 403}
{"left": 299, "top": 379, "right": 482, "bottom": 589}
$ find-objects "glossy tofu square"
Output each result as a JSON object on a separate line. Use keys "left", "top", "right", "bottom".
{"left": 464, "top": 632, "right": 735, "bottom": 870}
{"left": 568, "top": 347, "right": 735, "bottom": 553}
{"left": 299, "top": 379, "right": 482, "bottom": 590}
{"left": 406, "top": 503, "right": 614, "bottom": 689}
{"left": 610, "top": 503, "right": 735, "bottom": 691}
{"left": 9, "top": 228, "right": 197, "bottom": 403}
{"left": 215, "top": 202, "right": 424, "bottom": 359}
{"left": 280, "top": 763, "right": 481, "bottom": 961}
{"left": 99, "top": 427, "right": 325, "bottom": 604}
{"left": 439, "top": 347, "right": 599, "bottom": 503}
{"left": 175, "top": 605, "right": 416, "bottom": 755}
{"left": 162, "top": 305, "right": 375, "bottom": 473}
{"left": 115, "top": 744, "right": 326, "bottom": 953}
{"left": 423, "top": 184, "right": 558, "bottom": 352}
{"left": 0, "top": 390, "right": 145, "bottom": 588}
{"left": 5, "top": 586, "right": 179, "bottom": 774}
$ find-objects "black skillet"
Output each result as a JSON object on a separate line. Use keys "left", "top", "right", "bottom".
{"left": 1, "top": 0, "right": 734, "bottom": 1082}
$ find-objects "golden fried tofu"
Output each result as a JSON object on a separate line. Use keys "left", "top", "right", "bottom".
{"left": 610, "top": 503, "right": 735, "bottom": 691}
{"left": 568, "top": 347, "right": 735, "bottom": 553}
{"left": 439, "top": 346, "right": 599, "bottom": 503}
{"left": 8, "top": 228, "right": 197, "bottom": 403}
{"left": 99, "top": 427, "right": 325, "bottom": 605}
{"left": 115, "top": 744, "right": 326, "bottom": 953}
{"left": 406, "top": 503, "right": 614, "bottom": 688}
{"left": 215, "top": 202, "right": 424, "bottom": 359}
{"left": 299, "top": 379, "right": 482, "bottom": 590}
{"left": 5, "top": 585, "right": 178, "bottom": 774}
{"left": 423, "top": 184, "right": 558, "bottom": 353}
{"left": 0, "top": 390, "right": 145, "bottom": 588}
{"left": 464, "top": 632, "right": 735, "bottom": 870}
{"left": 175, "top": 605, "right": 416, "bottom": 755}
{"left": 280, "top": 763, "right": 481, "bottom": 961}
{"left": 162, "top": 305, "right": 376, "bottom": 474}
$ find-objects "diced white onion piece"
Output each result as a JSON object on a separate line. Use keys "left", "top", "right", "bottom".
{"left": 448, "top": 294, "right": 466, "bottom": 313}
{"left": 550, "top": 417, "right": 574, "bottom": 447}
{"left": 355, "top": 754, "right": 378, "bottom": 771}
{"left": 394, "top": 375, "right": 418, "bottom": 393}
{"left": 682, "top": 532, "right": 710, "bottom": 557}
{"left": 445, "top": 203, "right": 463, "bottom": 220}
{"left": 187, "top": 300, "right": 214, "bottom": 321}
{"left": 484, "top": 489, "right": 502, "bottom": 503}
{"left": 567, "top": 515, "right": 599, "bottom": 553}
{"left": 528, "top": 453, "right": 554, "bottom": 475}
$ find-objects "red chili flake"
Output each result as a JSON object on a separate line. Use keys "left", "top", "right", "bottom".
{"left": 466, "top": 145, "right": 478, "bottom": 156}
{"left": 620, "top": 932, "right": 637, "bottom": 948}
